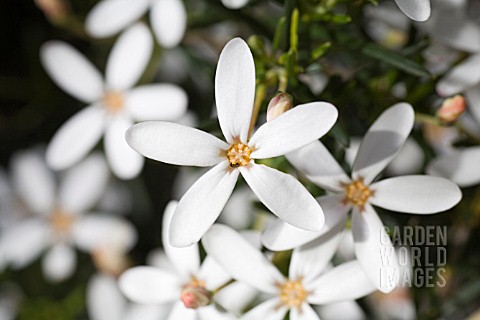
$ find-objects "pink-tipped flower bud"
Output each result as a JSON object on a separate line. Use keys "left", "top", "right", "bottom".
{"left": 266, "top": 92, "right": 293, "bottom": 122}
{"left": 436, "top": 95, "right": 466, "bottom": 124}
{"left": 180, "top": 285, "right": 212, "bottom": 309}
{"left": 34, "top": 0, "right": 69, "bottom": 23}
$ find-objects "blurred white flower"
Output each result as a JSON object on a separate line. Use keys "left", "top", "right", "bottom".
{"left": 203, "top": 224, "right": 376, "bottom": 320}
{"left": 364, "top": 2, "right": 409, "bottom": 49}
{"left": 0, "top": 149, "right": 137, "bottom": 282}
{"left": 85, "top": 0, "right": 186, "bottom": 48}
{"left": 392, "top": 0, "right": 430, "bottom": 21}
{"left": 221, "top": 0, "right": 249, "bottom": 9}
{"left": 0, "top": 282, "right": 23, "bottom": 320}
{"left": 126, "top": 38, "right": 338, "bottom": 247}
{"left": 119, "top": 201, "right": 256, "bottom": 319}
{"left": 262, "top": 103, "right": 462, "bottom": 292}
{"left": 41, "top": 23, "right": 188, "bottom": 179}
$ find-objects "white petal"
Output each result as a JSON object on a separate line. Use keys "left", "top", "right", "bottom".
{"left": 240, "top": 298, "right": 287, "bottom": 320}
{"left": 126, "top": 121, "right": 228, "bottom": 167}
{"left": 465, "top": 87, "right": 480, "bottom": 126}
{"left": 221, "top": 0, "right": 249, "bottom": 9}
{"left": 385, "top": 138, "right": 424, "bottom": 176}
{"left": 289, "top": 221, "right": 345, "bottom": 284}
{"left": 1, "top": 219, "right": 50, "bottom": 268}
{"left": 150, "top": 0, "right": 187, "bottom": 48}
{"left": 166, "top": 301, "right": 196, "bottom": 320}
{"left": 59, "top": 153, "right": 109, "bottom": 213}
{"left": 119, "top": 266, "right": 180, "bottom": 304}
{"left": 162, "top": 201, "right": 200, "bottom": 278}
{"left": 307, "top": 260, "right": 377, "bottom": 304}
{"left": 72, "top": 215, "right": 137, "bottom": 252}
{"left": 262, "top": 195, "right": 348, "bottom": 251}
{"left": 169, "top": 162, "right": 239, "bottom": 247}
{"left": 105, "top": 116, "right": 144, "bottom": 179}
{"left": 43, "top": 243, "right": 76, "bottom": 282}
{"left": 219, "top": 187, "right": 256, "bottom": 230}
{"left": 106, "top": 23, "right": 153, "bottom": 90}
{"left": 215, "top": 38, "right": 255, "bottom": 143}
{"left": 436, "top": 53, "right": 480, "bottom": 96}
{"left": 315, "top": 301, "right": 366, "bottom": 320}
{"left": 427, "top": 147, "right": 480, "bottom": 187}
{"left": 214, "top": 282, "right": 258, "bottom": 315}
{"left": 394, "top": 0, "right": 430, "bottom": 21}
{"left": 11, "top": 149, "right": 55, "bottom": 215}
{"left": 202, "top": 224, "right": 284, "bottom": 294}
{"left": 126, "top": 84, "right": 188, "bottom": 121}
{"left": 337, "top": 229, "right": 356, "bottom": 262}
{"left": 197, "top": 256, "right": 232, "bottom": 291}
{"left": 197, "top": 305, "right": 237, "bottom": 320}
{"left": 352, "top": 103, "right": 414, "bottom": 185}
{"left": 87, "top": 274, "right": 126, "bottom": 320}
{"left": 46, "top": 105, "right": 106, "bottom": 170}
{"left": 352, "top": 205, "right": 399, "bottom": 293}
{"left": 85, "top": 0, "right": 151, "bottom": 38}
{"left": 370, "top": 175, "right": 461, "bottom": 214}
{"left": 239, "top": 164, "right": 325, "bottom": 232}
{"left": 40, "top": 41, "right": 104, "bottom": 103}
{"left": 124, "top": 304, "right": 171, "bottom": 320}
{"left": 250, "top": 102, "right": 338, "bottom": 159}
{"left": 290, "top": 304, "right": 320, "bottom": 320}
{"left": 286, "top": 140, "right": 349, "bottom": 191}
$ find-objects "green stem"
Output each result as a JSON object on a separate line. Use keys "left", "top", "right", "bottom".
{"left": 248, "top": 83, "right": 267, "bottom": 138}
{"left": 212, "top": 279, "right": 236, "bottom": 295}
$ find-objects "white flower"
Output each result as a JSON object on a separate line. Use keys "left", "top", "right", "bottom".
{"left": 262, "top": 103, "right": 462, "bottom": 292}
{"left": 420, "top": 0, "right": 480, "bottom": 54}
{"left": 40, "top": 23, "right": 188, "bottom": 179}
{"left": 393, "top": 0, "right": 430, "bottom": 21}
{"left": 221, "top": 0, "right": 249, "bottom": 9}
{"left": 119, "top": 201, "right": 256, "bottom": 319}
{"left": 126, "top": 38, "right": 338, "bottom": 247}
{"left": 85, "top": 0, "right": 186, "bottom": 48}
{"left": 0, "top": 149, "right": 137, "bottom": 282}
{"left": 202, "top": 224, "right": 377, "bottom": 320}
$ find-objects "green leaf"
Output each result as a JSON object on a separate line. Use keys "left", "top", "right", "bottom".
{"left": 273, "top": 17, "right": 286, "bottom": 52}
{"left": 362, "top": 44, "right": 431, "bottom": 78}
{"left": 311, "top": 42, "right": 332, "bottom": 61}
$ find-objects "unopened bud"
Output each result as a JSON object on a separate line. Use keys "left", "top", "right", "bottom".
{"left": 180, "top": 285, "right": 212, "bottom": 309}
{"left": 34, "top": 0, "right": 69, "bottom": 23}
{"left": 266, "top": 92, "right": 293, "bottom": 122}
{"left": 436, "top": 95, "right": 466, "bottom": 124}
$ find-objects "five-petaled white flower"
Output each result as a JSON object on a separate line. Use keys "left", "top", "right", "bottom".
{"left": 261, "top": 103, "right": 462, "bottom": 292}
{"left": 203, "top": 224, "right": 377, "bottom": 320}
{"left": 85, "top": 0, "right": 186, "bottom": 48}
{"left": 393, "top": 0, "right": 430, "bottom": 21}
{"left": 126, "top": 38, "right": 338, "bottom": 247}
{"left": 0, "top": 149, "right": 137, "bottom": 282}
{"left": 41, "top": 23, "right": 188, "bottom": 179}
{"left": 119, "top": 201, "right": 256, "bottom": 320}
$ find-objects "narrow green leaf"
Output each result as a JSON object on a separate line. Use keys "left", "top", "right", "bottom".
{"left": 311, "top": 42, "right": 332, "bottom": 61}
{"left": 362, "top": 44, "right": 431, "bottom": 78}
{"left": 273, "top": 17, "right": 286, "bottom": 52}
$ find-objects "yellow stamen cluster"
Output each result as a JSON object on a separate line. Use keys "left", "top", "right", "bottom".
{"left": 226, "top": 143, "right": 251, "bottom": 167}
{"left": 103, "top": 91, "right": 124, "bottom": 113}
{"left": 343, "top": 178, "right": 373, "bottom": 209}
{"left": 50, "top": 209, "right": 75, "bottom": 235}
{"left": 278, "top": 279, "right": 308, "bottom": 309}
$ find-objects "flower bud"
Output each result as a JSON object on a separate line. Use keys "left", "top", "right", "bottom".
{"left": 180, "top": 285, "right": 212, "bottom": 309}
{"left": 34, "top": 0, "right": 69, "bottom": 23}
{"left": 266, "top": 92, "right": 293, "bottom": 122}
{"left": 436, "top": 95, "right": 466, "bottom": 124}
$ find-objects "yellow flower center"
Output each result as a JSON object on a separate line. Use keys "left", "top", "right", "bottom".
{"left": 103, "top": 91, "right": 124, "bottom": 113}
{"left": 343, "top": 178, "right": 373, "bottom": 209}
{"left": 226, "top": 143, "right": 251, "bottom": 168}
{"left": 278, "top": 278, "right": 308, "bottom": 309}
{"left": 50, "top": 208, "right": 75, "bottom": 235}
